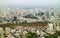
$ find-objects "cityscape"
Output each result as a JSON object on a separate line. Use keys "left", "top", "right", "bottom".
{"left": 0, "top": 0, "right": 60, "bottom": 38}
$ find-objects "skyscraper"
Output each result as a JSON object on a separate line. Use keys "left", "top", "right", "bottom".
{"left": 51, "top": 12, "right": 54, "bottom": 16}
{"left": 46, "top": 11, "right": 50, "bottom": 19}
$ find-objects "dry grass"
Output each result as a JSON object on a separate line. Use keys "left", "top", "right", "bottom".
{"left": 0, "top": 22, "right": 48, "bottom": 29}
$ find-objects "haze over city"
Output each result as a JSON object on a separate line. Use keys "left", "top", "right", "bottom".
{"left": 0, "top": 0, "right": 60, "bottom": 8}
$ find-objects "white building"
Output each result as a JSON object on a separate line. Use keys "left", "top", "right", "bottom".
{"left": 48, "top": 23, "right": 54, "bottom": 31}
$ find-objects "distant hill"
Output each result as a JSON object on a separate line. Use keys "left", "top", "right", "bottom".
{"left": 23, "top": 14, "right": 38, "bottom": 19}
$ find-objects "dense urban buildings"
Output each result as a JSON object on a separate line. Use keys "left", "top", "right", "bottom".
{"left": 0, "top": 8, "right": 60, "bottom": 38}
{"left": 0, "top": 8, "right": 59, "bottom": 23}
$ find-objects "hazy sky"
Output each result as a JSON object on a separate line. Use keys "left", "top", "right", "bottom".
{"left": 0, "top": 0, "right": 60, "bottom": 8}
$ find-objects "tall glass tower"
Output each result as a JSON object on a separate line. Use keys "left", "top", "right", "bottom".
{"left": 46, "top": 11, "right": 50, "bottom": 19}
{"left": 51, "top": 12, "right": 54, "bottom": 16}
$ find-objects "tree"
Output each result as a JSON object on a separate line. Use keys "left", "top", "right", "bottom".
{"left": 25, "top": 32, "right": 39, "bottom": 38}
{"left": 42, "top": 29, "right": 60, "bottom": 38}
{"left": 0, "top": 33, "right": 2, "bottom": 38}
